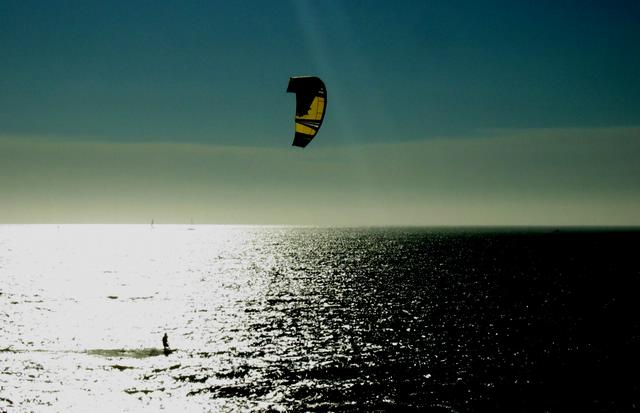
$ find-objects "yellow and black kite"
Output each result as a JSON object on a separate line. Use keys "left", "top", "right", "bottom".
{"left": 286, "top": 76, "right": 327, "bottom": 148}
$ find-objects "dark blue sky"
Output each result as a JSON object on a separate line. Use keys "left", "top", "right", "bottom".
{"left": 2, "top": 0, "right": 638, "bottom": 146}
{"left": 2, "top": 1, "right": 639, "bottom": 224}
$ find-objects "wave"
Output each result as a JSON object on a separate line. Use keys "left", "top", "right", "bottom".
{"left": 0, "top": 347, "right": 177, "bottom": 358}
{"left": 85, "top": 348, "right": 176, "bottom": 358}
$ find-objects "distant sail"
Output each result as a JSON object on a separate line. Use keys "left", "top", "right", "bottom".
{"left": 286, "top": 76, "right": 327, "bottom": 148}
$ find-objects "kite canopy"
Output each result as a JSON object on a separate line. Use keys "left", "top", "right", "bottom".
{"left": 286, "top": 76, "right": 327, "bottom": 148}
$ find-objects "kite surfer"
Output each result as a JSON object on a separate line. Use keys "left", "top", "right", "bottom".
{"left": 162, "top": 333, "right": 170, "bottom": 355}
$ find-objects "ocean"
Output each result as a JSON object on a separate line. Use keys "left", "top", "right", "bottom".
{"left": 0, "top": 225, "right": 638, "bottom": 412}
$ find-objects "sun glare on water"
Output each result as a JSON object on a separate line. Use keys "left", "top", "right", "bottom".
{"left": 0, "top": 224, "right": 275, "bottom": 411}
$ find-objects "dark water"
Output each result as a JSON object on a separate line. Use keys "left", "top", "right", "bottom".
{"left": 2, "top": 226, "right": 639, "bottom": 412}
{"left": 244, "top": 228, "right": 640, "bottom": 412}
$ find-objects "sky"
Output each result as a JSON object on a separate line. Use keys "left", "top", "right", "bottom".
{"left": 1, "top": 0, "right": 639, "bottom": 225}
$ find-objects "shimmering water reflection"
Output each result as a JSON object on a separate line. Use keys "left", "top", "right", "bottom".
{"left": 1, "top": 226, "right": 639, "bottom": 412}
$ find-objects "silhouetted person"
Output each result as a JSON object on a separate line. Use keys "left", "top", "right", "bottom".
{"left": 162, "top": 333, "right": 170, "bottom": 355}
